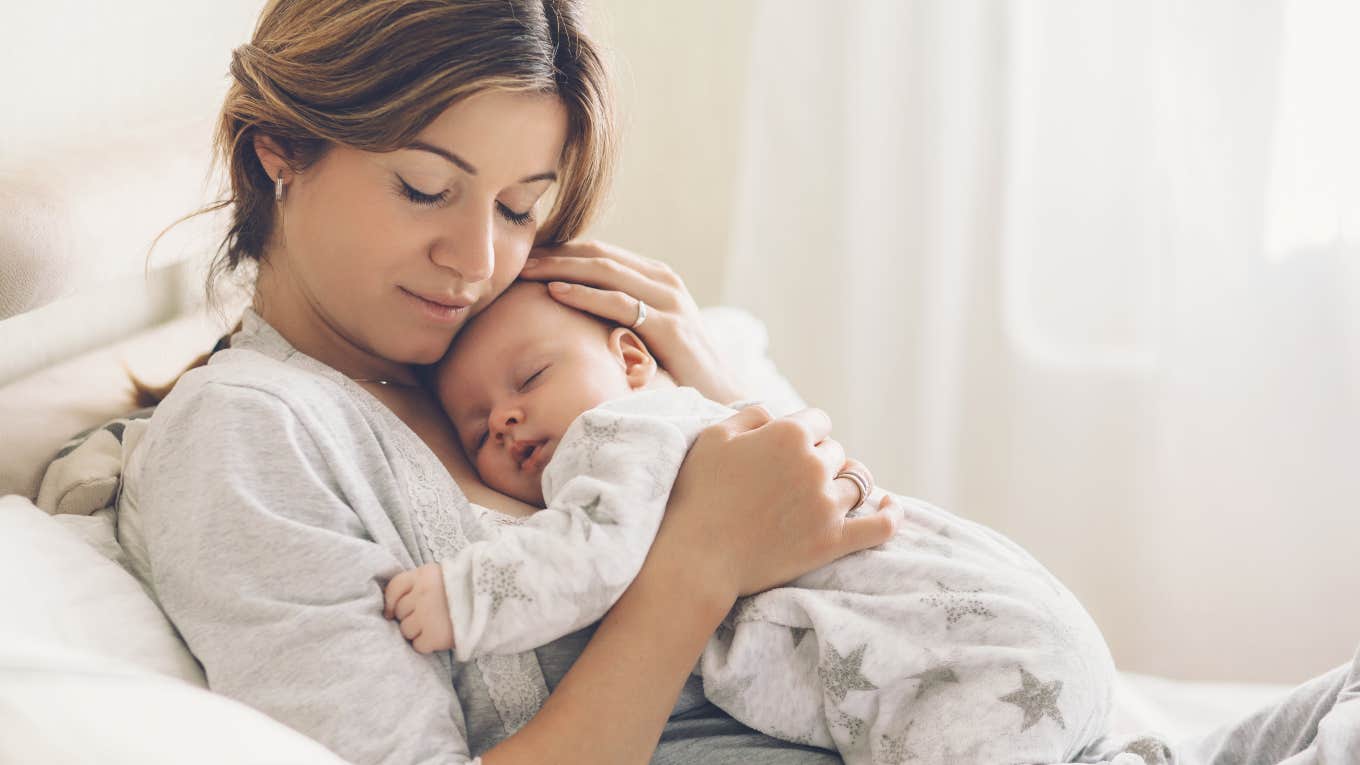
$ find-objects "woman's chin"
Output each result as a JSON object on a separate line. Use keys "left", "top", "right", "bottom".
{"left": 385, "top": 330, "right": 460, "bottom": 368}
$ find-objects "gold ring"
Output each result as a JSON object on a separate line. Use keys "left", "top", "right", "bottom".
{"left": 834, "top": 468, "right": 872, "bottom": 512}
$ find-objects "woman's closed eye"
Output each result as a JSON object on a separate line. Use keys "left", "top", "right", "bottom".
{"left": 394, "top": 176, "right": 534, "bottom": 225}
{"left": 396, "top": 177, "right": 450, "bottom": 207}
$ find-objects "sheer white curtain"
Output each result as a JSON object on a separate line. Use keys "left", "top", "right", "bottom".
{"left": 725, "top": 0, "right": 1359, "bottom": 683}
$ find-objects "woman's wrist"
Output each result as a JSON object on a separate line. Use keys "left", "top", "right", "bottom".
{"left": 481, "top": 538, "right": 732, "bottom": 765}
{"left": 675, "top": 333, "right": 747, "bottom": 405}
{"left": 643, "top": 525, "right": 741, "bottom": 618}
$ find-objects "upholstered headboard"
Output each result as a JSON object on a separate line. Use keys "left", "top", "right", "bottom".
{"left": 0, "top": 0, "right": 266, "bottom": 321}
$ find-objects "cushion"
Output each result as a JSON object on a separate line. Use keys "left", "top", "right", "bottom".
{"left": 0, "top": 639, "right": 347, "bottom": 765}
{"left": 701, "top": 306, "right": 808, "bottom": 417}
{"left": 0, "top": 495, "right": 205, "bottom": 687}
{"left": 37, "top": 407, "right": 154, "bottom": 515}
{"left": 0, "top": 310, "right": 225, "bottom": 500}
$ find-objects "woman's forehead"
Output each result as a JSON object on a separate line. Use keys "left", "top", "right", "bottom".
{"left": 414, "top": 90, "right": 568, "bottom": 184}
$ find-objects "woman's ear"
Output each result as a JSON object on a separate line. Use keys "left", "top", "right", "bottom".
{"left": 608, "top": 327, "right": 657, "bottom": 390}
{"left": 252, "top": 133, "right": 294, "bottom": 184}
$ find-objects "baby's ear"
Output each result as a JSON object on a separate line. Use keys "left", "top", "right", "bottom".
{"left": 609, "top": 328, "right": 657, "bottom": 390}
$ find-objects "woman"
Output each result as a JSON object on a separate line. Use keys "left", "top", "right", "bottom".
{"left": 116, "top": 1, "right": 896, "bottom": 763}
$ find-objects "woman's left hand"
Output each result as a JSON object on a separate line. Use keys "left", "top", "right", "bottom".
{"left": 519, "top": 239, "right": 746, "bottom": 404}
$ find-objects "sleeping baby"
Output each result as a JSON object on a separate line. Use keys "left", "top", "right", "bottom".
{"left": 383, "top": 281, "right": 1169, "bottom": 765}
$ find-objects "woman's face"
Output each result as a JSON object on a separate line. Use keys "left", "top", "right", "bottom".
{"left": 268, "top": 90, "right": 568, "bottom": 366}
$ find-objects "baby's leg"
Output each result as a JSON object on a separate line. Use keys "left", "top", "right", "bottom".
{"left": 701, "top": 494, "right": 1121, "bottom": 765}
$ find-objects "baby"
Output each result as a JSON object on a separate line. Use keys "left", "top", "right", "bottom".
{"left": 384, "top": 281, "right": 1166, "bottom": 765}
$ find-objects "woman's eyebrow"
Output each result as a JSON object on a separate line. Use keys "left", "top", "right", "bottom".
{"left": 407, "top": 140, "right": 557, "bottom": 184}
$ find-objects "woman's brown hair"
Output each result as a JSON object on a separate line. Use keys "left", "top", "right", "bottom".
{"left": 134, "top": 0, "right": 616, "bottom": 406}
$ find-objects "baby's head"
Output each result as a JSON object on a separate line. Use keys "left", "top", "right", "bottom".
{"left": 433, "top": 281, "right": 669, "bottom": 505}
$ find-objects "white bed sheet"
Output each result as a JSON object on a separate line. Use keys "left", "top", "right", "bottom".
{"left": 1112, "top": 670, "right": 1290, "bottom": 745}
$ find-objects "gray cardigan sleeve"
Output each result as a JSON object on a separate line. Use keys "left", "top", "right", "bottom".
{"left": 131, "top": 380, "right": 474, "bottom": 765}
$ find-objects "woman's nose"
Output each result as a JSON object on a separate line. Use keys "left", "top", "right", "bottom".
{"left": 429, "top": 204, "right": 495, "bottom": 283}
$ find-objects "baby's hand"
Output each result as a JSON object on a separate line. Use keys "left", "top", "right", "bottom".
{"left": 383, "top": 563, "right": 454, "bottom": 654}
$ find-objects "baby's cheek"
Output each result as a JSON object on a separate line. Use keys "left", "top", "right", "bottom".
{"left": 476, "top": 451, "right": 494, "bottom": 480}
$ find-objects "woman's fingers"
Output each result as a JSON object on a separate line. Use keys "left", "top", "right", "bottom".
{"left": 521, "top": 254, "right": 672, "bottom": 310}
{"left": 779, "top": 407, "right": 833, "bottom": 447}
{"left": 530, "top": 239, "right": 676, "bottom": 284}
{"left": 537, "top": 281, "right": 653, "bottom": 331}
{"left": 523, "top": 238, "right": 745, "bottom": 404}
{"left": 830, "top": 458, "right": 874, "bottom": 514}
{"left": 832, "top": 473, "right": 865, "bottom": 511}
{"left": 814, "top": 438, "right": 847, "bottom": 480}
{"left": 838, "top": 510, "right": 898, "bottom": 555}
{"left": 718, "top": 403, "right": 776, "bottom": 436}
{"left": 843, "top": 459, "right": 874, "bottom": 490}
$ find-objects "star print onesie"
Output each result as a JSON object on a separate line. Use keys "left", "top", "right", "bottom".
{"left": 435, "top": 386, "right": 1170, "bottom": 765}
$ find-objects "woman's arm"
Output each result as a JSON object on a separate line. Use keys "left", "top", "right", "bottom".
{"left": 483, "top": 533, "right": 730, "bottom": 765}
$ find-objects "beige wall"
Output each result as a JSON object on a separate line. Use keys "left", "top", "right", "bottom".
{"left": 588, "top": 1, "right": 756, "bottom": 307}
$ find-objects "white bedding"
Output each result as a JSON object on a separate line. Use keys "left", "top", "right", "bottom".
{"left": 0, "top": 490, "right": 1292, "bottom": 764}
{"left": 0, "top": 309, "right": 1299, "bottom": 763}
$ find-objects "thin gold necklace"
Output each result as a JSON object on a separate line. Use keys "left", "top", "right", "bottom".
{"left": 352, "top": 377, "right": 422, "bottom": 389}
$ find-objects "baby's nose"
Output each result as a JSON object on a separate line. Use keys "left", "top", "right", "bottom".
{"left": 490, "top": 406, "right": 524, "bottom": 438}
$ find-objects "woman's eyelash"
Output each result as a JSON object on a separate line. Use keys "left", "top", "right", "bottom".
{"left": 395, "top": 177, "right": 534, "bottom": 226}
{"left": 396, "top": 178, "right": 448, "bottom": 207}
{"left": 497, "top": 202, "right": 534, "bottom": 227}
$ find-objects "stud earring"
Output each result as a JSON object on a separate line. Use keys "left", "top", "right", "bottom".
{"left": 274, "top": 171, "right": 284, "bottom": 203}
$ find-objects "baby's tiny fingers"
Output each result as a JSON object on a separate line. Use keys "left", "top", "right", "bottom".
{"left": 399, "top": 616, "right": 422, "bottom": 642}
{"left": 384, "top": 574, "right": 413, "bottom": 619}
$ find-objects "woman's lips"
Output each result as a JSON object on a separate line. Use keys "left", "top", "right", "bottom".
{"left": 400, "top": 287, "right": 472, "bottom": 324}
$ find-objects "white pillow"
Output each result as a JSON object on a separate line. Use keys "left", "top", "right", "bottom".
{"left": 0, "top": 495, "right": 204, "bottom": 686}
{"left": 0, "top": 639, "right": 347, "bottom": 765}
{"left": 701, "top": 306, "right": 807, "bottom": 416}
{"left": 0, "top": 310, "right": 224, "bottom": 500}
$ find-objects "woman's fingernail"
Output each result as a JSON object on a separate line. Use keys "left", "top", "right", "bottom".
{"left": 549, "top": 281, "right": 571, "bottom": 294}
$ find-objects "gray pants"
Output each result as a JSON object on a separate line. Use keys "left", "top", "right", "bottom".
{"left": 1176, "top": 643, "right": 1360, "bottom": 765}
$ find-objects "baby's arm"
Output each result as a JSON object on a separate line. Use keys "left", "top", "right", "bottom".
{"left": 420, "top": 405, "right": 694, "bottom": 662}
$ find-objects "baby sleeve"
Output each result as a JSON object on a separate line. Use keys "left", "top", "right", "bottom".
{"left": 129, "top": 381, "right": 476, "bottom": 765}
{"left": 439, "top": 405, "right": 691, "bottom": 662}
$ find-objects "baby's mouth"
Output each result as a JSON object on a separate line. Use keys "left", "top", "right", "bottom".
{"left": 511, "top": 439, "right": 548, "bottom": 471}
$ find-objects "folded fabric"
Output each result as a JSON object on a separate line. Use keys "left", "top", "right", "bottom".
{"left": 35, "top": 407, "right": 154, "bottom": 516}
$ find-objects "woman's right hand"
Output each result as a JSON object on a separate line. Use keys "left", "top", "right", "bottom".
{"left": 656, "top": 404, "right": 900, "bottom": 604}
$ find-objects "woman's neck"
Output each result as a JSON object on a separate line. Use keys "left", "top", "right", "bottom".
{"left": 252, "top": 263, "right": 421, "bottom": 386}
